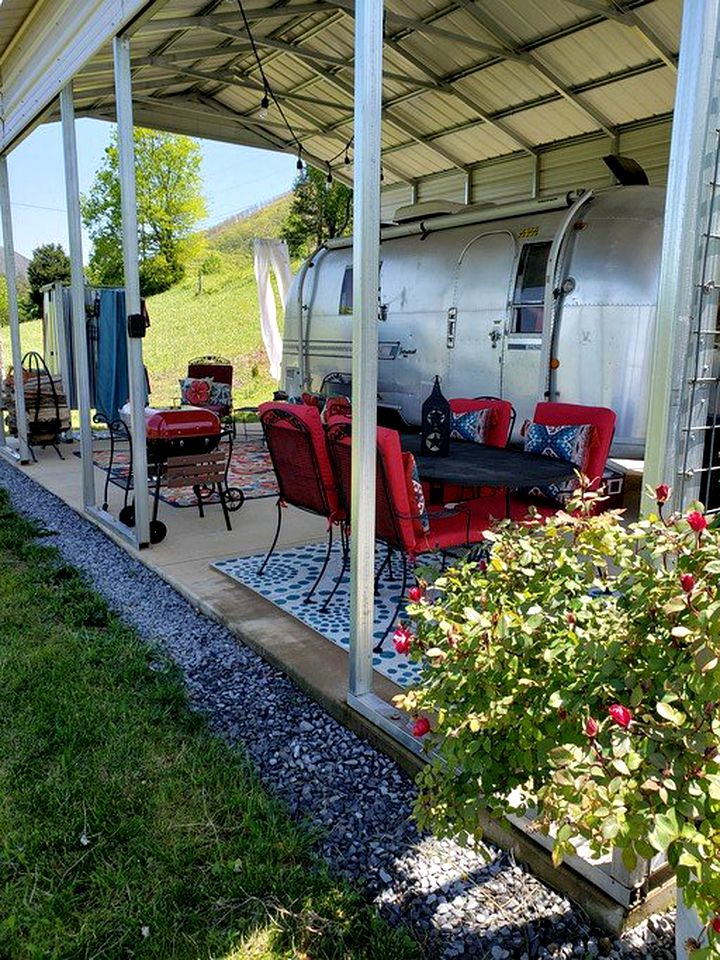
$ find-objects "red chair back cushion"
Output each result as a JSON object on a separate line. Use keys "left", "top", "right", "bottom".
{"left": 450, "top": 398, "right": 512, "bottom": 447}
{"left": 375, "top": 427, "right": 417, "bottom": 553}
{"left": 188, "top": 361, "right": 233, "bottom": 387}
{"left": 258, "top": 402, "right": 340, "bottom": 518}
{"left": 533, "top": 402, "right": 616, "bottom": 487}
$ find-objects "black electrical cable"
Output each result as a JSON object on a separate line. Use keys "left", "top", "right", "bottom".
{"left": 235, "top": 0, "right": 303, "bottom": 151}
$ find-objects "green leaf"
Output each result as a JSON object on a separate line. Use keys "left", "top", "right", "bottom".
{"left": 648, "top": 810, "right": 682, "bottom": 852}
{"left": 656, "top": 701, "right": 687, "bottom": 726}
{"left": 601, "top": 816, "right": 620, "bottom": 840}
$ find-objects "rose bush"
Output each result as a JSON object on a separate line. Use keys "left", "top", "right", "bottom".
{"left": 395, "top": 479, "right": 720, "bottom": 958}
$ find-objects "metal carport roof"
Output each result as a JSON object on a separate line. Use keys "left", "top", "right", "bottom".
{"left": 1, "top": 0, "right": 680, "bottom": 196}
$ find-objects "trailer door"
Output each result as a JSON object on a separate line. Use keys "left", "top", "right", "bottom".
{"left": 448, "top": 231, "right": 515, "bottom": 399}
{"left": 502, "top": 241, "right": 552, "bottom": 430}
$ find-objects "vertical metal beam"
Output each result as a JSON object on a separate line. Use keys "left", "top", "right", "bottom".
{"left": 0, "top": 155, "right": 30, "bottom": 463}
{"left": 60, "top": 83, "right": 96, "bottom": 511}
{"left": 641, "top": 0, "right": 720, "bottom": 515}
{"left": 113, "top": 36, "right": 151, "bottom": 548}
{"left": 349, "top": 0, "right": 383, "bottom": 697}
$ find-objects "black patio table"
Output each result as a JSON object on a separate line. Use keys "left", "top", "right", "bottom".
{"left": 401, "top": 434, "right": 577, "bottom": 508}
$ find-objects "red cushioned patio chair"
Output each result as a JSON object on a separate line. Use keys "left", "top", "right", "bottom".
{"left": 183, "top": 355, "right": 234, "bottom": 430}
{"left": 326, "top": 419, "right": 490, "bottom": 650}
{"left": 466, "top": 401, "right": 617, "bottom": 523}
{"left": 258, "top": 402, "right": 345, "bottom": 603}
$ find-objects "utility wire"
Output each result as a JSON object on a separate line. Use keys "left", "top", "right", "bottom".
{"left": 235, "top": 0, "right": 303, "bottom": 152}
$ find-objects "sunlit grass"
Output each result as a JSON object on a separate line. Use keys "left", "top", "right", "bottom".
{"left": 0, "top": 195, "right": 295, "bottom": 412}
{"left": 0, "top": 493, "right": 419, "bottom": 960}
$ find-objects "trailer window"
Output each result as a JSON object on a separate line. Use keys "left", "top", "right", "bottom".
{"left": 512, "top": 242, "right": 551, "bottom": 334}
{"left": 339, "top": 267, "right": 353, "bottom": 315}
{"left": 338, "top": 263, "right": 383, "bottom": 316}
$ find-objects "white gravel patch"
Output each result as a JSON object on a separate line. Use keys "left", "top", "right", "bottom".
{"left": 0, "top": 460, "right": 675, "bottom": 959}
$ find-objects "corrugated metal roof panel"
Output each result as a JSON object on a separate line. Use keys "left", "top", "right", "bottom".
{"left": 2, "top": 0, "right": 682, "bottom": 199}
{"left": 581, "top": 68, "right": 676, "bottom": 125}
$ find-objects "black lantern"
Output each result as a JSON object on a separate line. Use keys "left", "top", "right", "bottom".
{"left": 420, "top": 375, "right": 451, "bottom": 456}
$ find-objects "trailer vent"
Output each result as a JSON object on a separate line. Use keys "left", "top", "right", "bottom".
{"left": 602, "top": 155, "right": 649, "bottom": 186}
{"left": 393, "top": 200, "right": 467, "bottom": 223}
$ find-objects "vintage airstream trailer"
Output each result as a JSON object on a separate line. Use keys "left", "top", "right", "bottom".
{"left": 282, "top": 184, "right": 665, "bottom": 459}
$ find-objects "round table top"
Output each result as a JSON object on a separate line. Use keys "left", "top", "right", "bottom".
{"left": 401, "top": 434, "right": 578, "bottom": 490}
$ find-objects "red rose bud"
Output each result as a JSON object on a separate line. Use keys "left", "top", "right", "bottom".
{"left": 687, "top": 510, "right": 708, "bottom": 533}
{"left": 412, "top": 715, "right": 431, "bottom": 737}
{"left": 655, "top": 484, "right": 670, "bottom": 504}
{"left": 566, "top": 612, "right": 576, "bottom": 626}
{"left": 608, "top": 704, "right": 633, "bottom": 728}
{"left": 680, "top": 573, "right": 695, "bottom": 594}
{"left": 392, "top": 625, "right": 413, "bottom": 655}
{"left": 712, "top": 916, "right": 720, "bottom": 935}
{"left": 407, "top": 585, "right": 423, "bottom": 603}
{"left": 585, "top": 717, "right": 599, "bottom": 737}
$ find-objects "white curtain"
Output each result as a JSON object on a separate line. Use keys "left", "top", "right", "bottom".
{"left": 253, "top": 238, "right": 293, "bottom": 380}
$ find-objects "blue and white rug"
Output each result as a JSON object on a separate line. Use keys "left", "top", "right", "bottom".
{"left": 212, "top": 541, "right": 430, "bottom": 688}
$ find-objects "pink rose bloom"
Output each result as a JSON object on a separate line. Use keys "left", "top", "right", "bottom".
{"left": 687, "top": 511, "right": 708, "bottom": 533}
{"left": 393, "top": 624, "right": 413, "bottom": 655}
{"left": 584, "top": 717, "right": 599, "bottom": 738}
{"left": 608, "top": 704, "right": 633, "bottom": 728}
{"left": 412, "top": 716, "right": 431, "bottom": 737}
{"left": 680, "top": 573, "right": 695, "bottom": 594}
{"left": 407, "top": 585, "right": 423, "bottom": 603}
{"left": 655, "top": 484, "right": 670, "bottom": 504}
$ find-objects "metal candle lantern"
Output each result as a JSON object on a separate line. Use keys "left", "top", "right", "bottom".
{"left": 420, "top": 375, "right": 451, "bottom": 456}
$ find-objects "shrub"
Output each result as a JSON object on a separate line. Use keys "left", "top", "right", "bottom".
{"left": 396, "top": 479, "right": 720, "bottom": 956}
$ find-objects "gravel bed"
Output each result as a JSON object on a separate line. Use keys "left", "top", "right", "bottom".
{"left": 0, "top": 460, "right": 676, "bottom": 959}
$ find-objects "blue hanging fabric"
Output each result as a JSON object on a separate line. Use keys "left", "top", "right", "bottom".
{"left": 95, "top": 288, "right": 130, "bottom": 424}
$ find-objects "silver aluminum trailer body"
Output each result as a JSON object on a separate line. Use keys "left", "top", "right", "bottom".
{"left": 282, "top": 185, "right": 666, "bottom": 458}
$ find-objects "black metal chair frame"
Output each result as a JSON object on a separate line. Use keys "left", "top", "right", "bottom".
{"left": 325, "top": 421, "right": 476, "bottom": 651}
{"left": 259, "top": 406, "right": 342, "bottom": 604}
{"left": 21, "top": 351, "right": 66, "bottom": 461}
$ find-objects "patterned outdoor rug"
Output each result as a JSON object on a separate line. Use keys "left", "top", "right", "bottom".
{"left": 78, "top": 439, "right": 278, "bottom": 507}
{"left": 213, "top": 541, "right": 427, "bottom": 688}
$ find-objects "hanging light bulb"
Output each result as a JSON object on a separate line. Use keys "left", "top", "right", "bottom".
{"left": 326, "top": 162, "right": 333, "bottom": 185}
{"left": 344, "top": 149, "right": 351, "bottom": 165}
{"left": 296, "top": 148, "right": 303, "bottom": 171}
{"left": 380, "top": 166, "right": 385, "bottom": 182}
{"left": 258, "top": 91, "right": 270, "bottom": 120}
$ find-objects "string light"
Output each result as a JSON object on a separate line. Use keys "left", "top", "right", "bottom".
{"left": 326, "top": 162, "right": 333, "bottom": 184}
{"left": 258, "top": 88, "right": 270, "bottom": 120}
{"left": 296, "top": 148, "right": 304, "bottom": 171}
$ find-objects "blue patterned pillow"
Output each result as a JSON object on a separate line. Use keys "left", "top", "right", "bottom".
{"left": 209, "top": 380, "right": 232, "bottom": 407}
{"left": 523, "top": 422, "right": 593, "bottom": 504}
{"left": 450, "top": 408, "right": 490, "bottom": 444}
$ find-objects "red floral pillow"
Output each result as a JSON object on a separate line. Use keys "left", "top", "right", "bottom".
{"left": 179, "top": 377, "right": 212, "bottom": 406}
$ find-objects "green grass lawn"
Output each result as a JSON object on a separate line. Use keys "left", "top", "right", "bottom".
{"left": 0, "top": 492, "right": 419, "bottom": 960}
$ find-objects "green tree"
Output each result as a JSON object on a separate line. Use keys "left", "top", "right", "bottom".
{"left": 81, "top": 129, "right": 206, "bottom": 296}
{"left": 280, "top": 166, "right": 352, "bottom": 257}
{"left": 26, "top": 243, "right": 71, "bottom": 315}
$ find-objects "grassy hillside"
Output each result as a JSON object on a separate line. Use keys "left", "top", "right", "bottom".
{"left": 1, "top": 193, "right": 295, "bottom": 411}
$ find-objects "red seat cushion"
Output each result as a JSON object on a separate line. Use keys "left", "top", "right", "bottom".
{"left": 420, "top": 506, "right": 492, "bottom": 551}
{"left": 532, "top": 402, "right": 615, "bottom": 488}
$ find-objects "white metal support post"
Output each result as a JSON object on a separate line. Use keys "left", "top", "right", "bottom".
{"left": 0, "top": 155, "right": 30, "bottom": 464}
{"left": 641, "top": 0, "right": 720, "bottom": 514}
{"left": 60, "top": 82, "right": 96, "bottom": 511}
{"left": 348, "top": 0, "right": 384, "bottom": 698}
{"left": 113, "top": 35, "right": 151, "bottom": 548}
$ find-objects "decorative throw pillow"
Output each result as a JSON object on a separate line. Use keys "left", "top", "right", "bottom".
{"left": 402, "top": 452, "right": 430, "bottom": 534}
{"left": 523, "top": 421, "right": 594, "bottom": 504}
{"left": 450, "top": 407, "right": 491, "bottom": 444}
{"left": 179, "top": 376, "right": 212, "bottom": 406}
{"left": 210, "top": 380, "right": 232, "bottom": 407}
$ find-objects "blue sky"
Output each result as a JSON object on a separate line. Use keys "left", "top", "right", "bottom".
{"left": 6, "top": 118, "right": 299, "bottom": 260}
